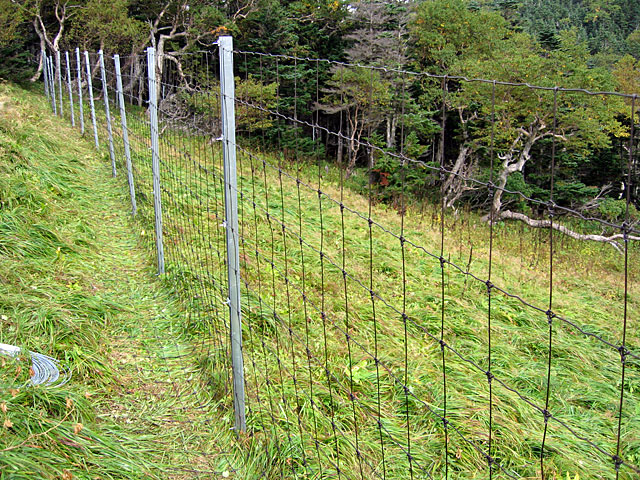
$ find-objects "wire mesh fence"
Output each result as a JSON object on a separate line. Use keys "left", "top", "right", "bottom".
{"left": 40, "top": 37, "right": 640, "bottom": 479}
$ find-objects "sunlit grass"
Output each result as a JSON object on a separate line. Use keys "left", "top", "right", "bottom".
{"left": 2, "top": 79, "right": 639, "bottom": 480}
{"left": 116, "top": 94, "right": 640, "bottom": 479}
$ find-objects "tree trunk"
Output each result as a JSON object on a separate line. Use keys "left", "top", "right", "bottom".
{"left": 492, "top": 127, "right": 538, "bottom": 214}
{"left": 386, "top": 114, "right": 397, "bottom": 149}
{"left": 443, "top": 143, "right": 472, "bottom": 209}
{"left": 30, "top": 21, "right": 46, "bottom": 83}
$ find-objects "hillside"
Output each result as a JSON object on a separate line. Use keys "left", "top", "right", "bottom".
{"left": 2, "top": 78, "right": 640, "bottom": 479}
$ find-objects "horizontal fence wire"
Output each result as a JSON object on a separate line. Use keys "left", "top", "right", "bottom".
{"left": 42, "top": 43, "right": 640, "bottom": 480}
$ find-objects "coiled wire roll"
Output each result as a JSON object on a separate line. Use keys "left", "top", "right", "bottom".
{"left": 0, "top": 343, "right": 70, "bottom": 387}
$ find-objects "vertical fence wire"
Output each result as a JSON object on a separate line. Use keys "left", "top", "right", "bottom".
{"left": 39, "top": 44, "right": 640, "bottom": 480}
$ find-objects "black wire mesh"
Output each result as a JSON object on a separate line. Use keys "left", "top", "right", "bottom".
{"left": 44, "top": 45, "right": 640, "bottom": 480}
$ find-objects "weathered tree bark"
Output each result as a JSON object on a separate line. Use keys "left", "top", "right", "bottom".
{"left": 31, "top": 0, "right": 69, "bottom": 81}
{"left": 386, "top": 113, "right": 397, "bottom": 149}
{"left": 492, "top": 126, "right": 539, "bottom": 215}
{"left": 496, "top": 209, "right": 640, "bottom": 253}
{"left": 30, "top": 18, "right": 46, "bottom": 82}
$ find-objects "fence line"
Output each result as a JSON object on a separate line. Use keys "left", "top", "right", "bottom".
{"left": 39, "top": 38, "right": 639, "bottom": 479}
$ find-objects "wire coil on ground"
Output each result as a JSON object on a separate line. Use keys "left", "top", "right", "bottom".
{"left": 0, "top": 343, "right": 70, "bottom": 387}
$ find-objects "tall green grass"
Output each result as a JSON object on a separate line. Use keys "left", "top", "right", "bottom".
{"left": 115, "top": 97, "right": 640, "bottom": 479}
{"left": 7, "top": 76, "right": 639, "bottom": 480}
{"left": 0, "top": 82, "right": 241, "bottom": 479}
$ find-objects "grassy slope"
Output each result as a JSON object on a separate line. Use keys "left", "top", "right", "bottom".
{"left": 0, "top": 82, "right": 237, "bottom": 479}
{"left": 114, "top": 82, "right": 640, "bottom": 478}
{"left": 1, "top": 77, "right": 639, "bottom": 480}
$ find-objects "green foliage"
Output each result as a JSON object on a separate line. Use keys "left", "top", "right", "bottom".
{"left": 514, "top": 0, "right": 640, "bottom": 56}
{"left": 597, "top": 196, "right": 638, "bottom": 222}
{"left": 410, "top": 0, "right": 508, "bottom": 73}
{"left": 0, "top": 0, "right": 24, "bottom": 49}
{"left": 67, "top": 0, "right": 146, "bottom": 52}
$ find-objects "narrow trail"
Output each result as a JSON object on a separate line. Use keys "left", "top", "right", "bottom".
{"left": 65, "top": 102, "right": 238, "bottom": 479}
{"left": 89, "top": 226, "right": 235, "bottom": 479}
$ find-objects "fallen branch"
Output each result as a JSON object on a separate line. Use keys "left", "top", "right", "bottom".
{"left": 496, "top": 210, "right": 640, "bottom": 254}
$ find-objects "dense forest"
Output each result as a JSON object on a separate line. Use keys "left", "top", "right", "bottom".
{"left": 1, "top": 0, "right": 640, "bottom": 231}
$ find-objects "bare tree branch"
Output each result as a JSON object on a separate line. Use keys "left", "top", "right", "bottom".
{"left": 496, "top": 209, "right": 640, "bottom": 253}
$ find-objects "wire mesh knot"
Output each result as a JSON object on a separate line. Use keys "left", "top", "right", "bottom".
{"left": 439, "top": 256, "right": 446, "bottom": 268}
{"left": 542, "top": 409, "right": 551, "bottom": 423}
{"left": 442, "top": 417, "right": 449, "bottom": 428}
{"left": 339, "top": 203, "right": 345, "bottom": 212}
{"left": 486, "top": 371, "right": 494, "bottom": 383}
{"left": 399, "top": 235, "right": 405, "bottom": 245}
{"left": 618, "top": 345, "right": 628, "bottom": 364}
{"left": 621, "top": 221, "right": 630, "bottom": 240}
{"left": 439, "top": 339, "right": 446, "bottom": 351}
{"left": 546, "top": 310, "right": 555, "bottom": 325}
{"left": 485, "top": 280, "right": 493, "bottom": 293}
{"left": 317, "top": 188, "right": 322, "bottom": 197}
{"left": 613, "top": 455, "right": 623, "bottom": 471}
{"left": 547, "top": 201, "right": 556, "bottom": 218}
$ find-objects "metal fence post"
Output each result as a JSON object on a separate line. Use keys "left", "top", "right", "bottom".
{"left": 42, "top": 50, "right": 50, "bottom": 101}
{"left": 99, "top": 50, "right": 116, "bottom": 177}
{"left": 49, "top": 55, "right": 57, "bottom": 113}
{"left": 65, "top": 51, "right": 75, "bottom": 127}
{"left": 48, "top": 55, "right": 57, "bottom": 115}
{"left": 146, "top": 47, "right": 165, "bottom": 275}
{"left": 114, "top": 54, "right": 137, "bottom": 217}
{"left": 76, "top": 48, "right": 84, "bottom": 134}
{"left": 84, "top": 51, "right": 99, "bottom": 149}
{"left": 219, "top": 35, "right": 246, "bottom": 433}
{"left": 56, "top": 50, "right": 63, "bottom": 116}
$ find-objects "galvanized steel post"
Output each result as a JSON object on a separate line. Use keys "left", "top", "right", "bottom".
{"left": 98, "top": 50, "right": 116, "bottom": 177}
{"left": 219, "top": 35, "right": 246, "bottom": 433}
{"left": 65, "top": 51, "right": 75, "bottom": 127}
{"left": 76, "top": 48, "right": 84, "bottom": 134}
{"left": 146, "top": 47, "right": 165, "bottom": 275}
{"left": 48, "top": 55, "right": 57, "bottom": 115}
{"left": 84, "top": 51, "right": 100, "bottom": 149}
{"left": 56, "top": 50, "right": 63, "bottom": 116}
{"left": 114, "top": 54, "right": 137, "bottom": 217}
{"left": 42, "top": 51, "right": 50, "bottom": 100}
